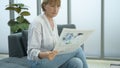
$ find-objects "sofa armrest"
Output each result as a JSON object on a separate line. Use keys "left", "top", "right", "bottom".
{"left": 8, "top": 33, "right": 25, "bottom": 57}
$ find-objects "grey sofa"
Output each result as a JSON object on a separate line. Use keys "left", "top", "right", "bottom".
{"left": 0, "top": 24, "right": 84, "bottom": 68}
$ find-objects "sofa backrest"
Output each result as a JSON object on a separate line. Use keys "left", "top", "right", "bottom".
{"left": 8, "top": 24, "right": 76, "bottom": 57}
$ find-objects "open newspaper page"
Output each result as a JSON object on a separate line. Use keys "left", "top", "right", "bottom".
{"left": 54, "top": 28, "right": 94, "bottom": 55}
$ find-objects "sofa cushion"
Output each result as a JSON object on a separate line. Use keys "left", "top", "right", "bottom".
{"left": 57, "top": 24, "right": 76, "bottom": 36}
{"left": 0, "top": 57, "right": 29, "bottom": 68}
{"left": 8, "top": 33, "right": 26, "bottom": 57}
{"left": 22, "top": 30, "right": 28, "bottom": 56}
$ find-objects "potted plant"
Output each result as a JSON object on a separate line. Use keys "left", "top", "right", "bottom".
{"left": 5, "top": 3, "right": 30, "bottom": 33}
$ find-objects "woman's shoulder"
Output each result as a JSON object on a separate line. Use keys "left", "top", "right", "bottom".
{"left": 29, "top": 15, "right": 43, "bottom": 28}
{"left": 34, "top": 14, "right": 44, "bottom": 22}
{"left": 31, "top": 14, "right": 45, "bottom": 25}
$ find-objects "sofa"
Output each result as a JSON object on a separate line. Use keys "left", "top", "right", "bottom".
{"left": 0, "top": 24, "right": 84, "bottom": 68}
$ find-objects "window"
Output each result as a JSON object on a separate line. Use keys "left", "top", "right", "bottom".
{"left": 71, "top": 0, "right": 101, "bottom": 57}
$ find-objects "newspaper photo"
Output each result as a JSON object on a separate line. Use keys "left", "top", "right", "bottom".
{"left": 54, "top": 28, "right": 94, "bottom": 55}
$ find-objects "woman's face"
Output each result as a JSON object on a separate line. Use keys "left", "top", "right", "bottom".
{"left": 44, "top": 3, "right": 60, "bottom": 18}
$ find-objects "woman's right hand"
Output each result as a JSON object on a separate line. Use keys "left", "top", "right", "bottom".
{"left": 47, "top": 50, "right": 58, "bottom": 60}
{"left": 38, "top": 50, "right": 58, "bottom": 60}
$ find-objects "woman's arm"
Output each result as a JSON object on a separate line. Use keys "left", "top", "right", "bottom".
{"left": 27, "top": 22, "right": 43, "bottom": 60}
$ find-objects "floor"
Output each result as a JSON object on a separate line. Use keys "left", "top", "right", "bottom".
{"left": 0, "top": 54, "right": 120, "bottom": 68}
{"left": 87, "top": 59, "right": 120, "bottom": 68}
{"left": 0, "top": 54, "right": 9, "bottom": 60}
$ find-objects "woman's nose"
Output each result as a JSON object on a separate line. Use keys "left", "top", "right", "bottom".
{"left": 53, "top": 7, "right": 59, "bottom": 12}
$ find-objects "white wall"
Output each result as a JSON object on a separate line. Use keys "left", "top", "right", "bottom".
{"left": 0, "top": 0, "right": 10, "bottom": 53}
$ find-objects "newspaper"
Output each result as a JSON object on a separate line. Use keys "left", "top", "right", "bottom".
{"left": 54, "top": 28, "right": 94, "bottom": 55}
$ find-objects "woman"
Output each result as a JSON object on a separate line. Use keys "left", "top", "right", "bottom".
{"left": 27, "top": 0, "right": 88, "bottom": 68}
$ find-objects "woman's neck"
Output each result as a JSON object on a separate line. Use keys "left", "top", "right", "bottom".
{"left": 45, "top": 13, "right": 54, "bottom": 30}
{"left": 45, "top": 13, "right": 53, "bottom": 23}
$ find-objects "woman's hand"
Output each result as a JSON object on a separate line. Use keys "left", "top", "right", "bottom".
{"left": 47, "top": 50, "right": 58, "bottom": 60}
{"left": 38, "top": 50, "right": 58, "bottom": 60}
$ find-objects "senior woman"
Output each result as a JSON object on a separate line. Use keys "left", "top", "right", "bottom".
{"left": 27, "top": 0, "right": 88, "bottom": 68}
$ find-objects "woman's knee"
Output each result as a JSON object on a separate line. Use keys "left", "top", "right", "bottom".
{"left": 77, "top": 47, "right": 83, "bottom": 52}
{"left": 67, "top": 57, "right": 83, "bottom": 68}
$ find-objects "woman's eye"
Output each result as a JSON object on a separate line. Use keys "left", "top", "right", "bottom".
{"left": 50, "top": 5, "right": 55, "bottom": 7}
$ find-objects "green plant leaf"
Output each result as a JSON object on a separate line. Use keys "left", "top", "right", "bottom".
{"left": 23, "top": 19, "right": 30, "bottom": 24}
{"left": 18, "top": 23, "right": 29, "bottom": 30}
{"left": 16, "top": 16, "right": 24, "bottom": 23}
{"left": 10, "top": 21, "right": 29, "bottom": 33}
{"left": 20, "top": 11, "right": 30, "bottom": 16}
{"left": 17, "top": 3, "right": 24, "bottom": 8}
{"left": 10, "top": 24, "right": 20, "bottom": 33}
{"left": 5, "top": 7, "right": 15, "bottom": 10}
{"left": 5, "top": 3, "right": 31, "bottom": 33}
{"left": 9, "top": 4, "right": 18, "bottom": 7}
{"left": 5, "top": 6, "right": 21, "bottom": 13}
{"left": 8, "top": 19, "right": 16, "bottom": 26}
{"left": 14, "top": 8, "right": 21, "bottom": 13}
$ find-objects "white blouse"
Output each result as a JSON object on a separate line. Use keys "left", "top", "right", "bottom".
{"left": 27, "top": 14, "right": 59, "bottom": 60}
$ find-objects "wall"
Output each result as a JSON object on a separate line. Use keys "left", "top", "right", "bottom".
{"left": 0, "top": 0, "right": 10, "bottom": 53}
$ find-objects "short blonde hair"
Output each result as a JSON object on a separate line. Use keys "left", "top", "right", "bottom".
{"left": 41, "top": 0, "right": 61, "bottom": 11}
